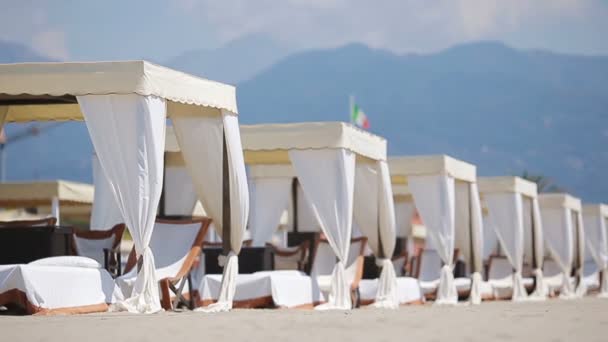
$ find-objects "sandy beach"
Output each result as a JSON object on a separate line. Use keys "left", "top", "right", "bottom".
{"left": 2, "top": 298, "right": 607, "bottom": 342}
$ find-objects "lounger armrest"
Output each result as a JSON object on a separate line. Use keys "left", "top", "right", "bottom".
{"left": 350, "top": 255, "right": 365, "bottom": 291}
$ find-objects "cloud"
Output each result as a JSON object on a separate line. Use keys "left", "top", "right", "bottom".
{"left": 565, "top": 156, "right": 584, "bottom": 171}
{"left": 171, "top": 0, "right": 608, "bottom": 54}
{"left": 31, "top": 29, "right": 69, "bottom": 61}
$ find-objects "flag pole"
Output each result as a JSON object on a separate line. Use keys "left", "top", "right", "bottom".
{"left": 349, "top": 95, "right": 354, "bottom": 124}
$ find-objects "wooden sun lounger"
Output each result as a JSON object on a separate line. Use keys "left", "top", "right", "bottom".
{"left": 71, "top": 223, "right": 125, "bottom": 277}
{"left": 123, "top": 218, "right": 211, "bottom": 311}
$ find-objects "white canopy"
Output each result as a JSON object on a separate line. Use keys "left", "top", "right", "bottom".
{"left": 538, "top": 193, "right": 585, "bottom": 298}
{"left": 240, "top": 122, "right": 396, "bottom": 309}
{"left": 0, "top": 180, "right": 93, "bottom": 207}
{"left": 0, "top": 61, "right": 248, "bottom": 313}
{"left": 477, "top": 176, "right": 545, "bottom": 300}
{"left": 582, "top": 203, "right": 608, "bottom": 296}
{"left": 0, "top": 61, "right": 237, "bottom": 122}
{"left": 0, "top": 180, "right": 94, "bottom": 225}
{"left": 389, "top": 155, "right": 484, "bottom": 305}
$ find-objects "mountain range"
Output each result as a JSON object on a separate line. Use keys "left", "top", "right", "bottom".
{"left": 1, "top": 38, "right": 607, "bottom": 202}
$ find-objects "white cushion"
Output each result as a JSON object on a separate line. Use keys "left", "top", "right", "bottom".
{"left": 28, "top": 256, "right": 102, "bottom": 269}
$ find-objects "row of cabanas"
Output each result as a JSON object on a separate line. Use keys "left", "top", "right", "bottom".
{"left": 0, "top": 61, "right": 606, "bottom": 314}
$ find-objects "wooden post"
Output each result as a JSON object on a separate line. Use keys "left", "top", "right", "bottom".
{"left": 158, "top": 152, "right": 166, "bottom": 218}
{"left": 574, "top": 211, "right": 582, "bottom": 287}
{"left": 292, "top": 178, "right": 299, "bottom": 233}
{"left": 530, "top": 198, "right": 538, "bottom": 292}
{"left": 468, "top": 185, "right": 477, "bottom": 274}
{"left": 222, "top": 129, "right": 232, "bottom": 257}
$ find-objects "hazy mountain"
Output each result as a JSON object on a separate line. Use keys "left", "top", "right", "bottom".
{"left": 3, "top": 40, "right": 608, "bottom": 203}
{"left": 166, "top": 34, "right": 292, "bottom": 84}
{"left": 238, "top": 41, "right": 608, "bottom": 202}
{"left": 0, "top": 40, "right": 53, "bottom": 63}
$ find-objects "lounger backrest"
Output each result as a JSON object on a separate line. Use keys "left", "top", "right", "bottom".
{"left": 392, "top": 254, "right": 407, "bottom": 276}
{"left": 149, "top": 220, "right": 206, "bottom": 269}
{"left": 268, "top": 241, "right": 309, "bottom": 271}
{"left": 311, "top": 240, "right": 336, "bottom": 276}
{"left": 584, "top": 260, "right": 598, "bottom": 277}
{"left": 346, "top": 237, "right": 366, "bottom": 267}
{"left": 543, "top": 258, "right": 561, "bottom": 277}
{"left": 418, "top": 249, "right": 442, "bottom": 282}
{"left": 488, "top": 257, "right": 513, "bottom": 280}
{"left": 0, "top": 217, "right": 57, "bottom": 227}
{"left": 311, "top": 237, "right": 368, "bottom": 276}
{"left": 72, "top": 224, "right": 125, "bottom": 265}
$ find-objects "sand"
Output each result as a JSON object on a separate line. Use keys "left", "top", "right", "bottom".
{"left": 2, "top": 298, "right": 607, "bottom": 342}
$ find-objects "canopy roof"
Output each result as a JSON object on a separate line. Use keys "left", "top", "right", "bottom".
{"left": 477, "top": 176, "right": 538, "bottom": 198}
{"left": 389, "top": 155, "right": 476, "bottom": 185}
{"left": 240, "top": 122, "right": 387, "bottom": 164}
{"left": 582, "top": 203, "right": 608, "bottom": 217}
{"left": 538, "top": 193, "right": 582, "bottom": 212}
{"left": 0, "top": 180, "right": 94, "bottom": 207}
{"left": 0, "top": 61, "right": 237, "bottom": 122}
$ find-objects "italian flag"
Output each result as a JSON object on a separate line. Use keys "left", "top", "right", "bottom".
{"left": 351, "top": 103, "right": 370, "bottom": 129}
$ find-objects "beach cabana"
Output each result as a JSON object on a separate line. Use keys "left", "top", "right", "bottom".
{"left": 538, "top": 193, "right": 585, "bottom": 298}
{"left": 582, "top": 204, "right": 608, "bottom": 297}
{"left": 0, "top": 180, "right": 93, "bottom": 225}
{"left": 0, "top": 61, "right": 249, "bottom": 313}
{"left": 477, "top": 176, "right": 546, "bottom": 300}
{"left": 389, "top": 155, "right": 485, "bottom": 304}
{"left": 241, "top": 122, "right": 398, "bottom": 309}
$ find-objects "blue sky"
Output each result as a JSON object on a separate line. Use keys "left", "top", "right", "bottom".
{"left": 1, "top": 0, "right": 608, "bottom": 60}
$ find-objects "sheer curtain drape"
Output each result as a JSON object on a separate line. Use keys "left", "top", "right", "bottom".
{"left": 172, "top": 111, "right": 249, "bottom": 312}
{"left": 248, "top": 172, "right": 292, "bottom": 247}
{"left": 79, "top": 94, "right": 166, "bottom": 313}
{"left": 541, "top": 208, "right": 575, "bottom": 298}
{"left": 583, "top": 212, "right": 608, "bottom": 297}
{"left": 485, "top": 192, "right": 527, "bottom": 301}
{"left": 408, "top": 174, "right": 458, "bottom": 304}
{"left": 289, "top": 148, "right": 356, "bottom": 310}
{"left": 90, "top": 154, "right": 123, "bottom": 230}
{"left": 353, "top": 161, "right": 398, "bottom": 308}
{"left": 164, "top": 166, "right": 198, "bottom": 216}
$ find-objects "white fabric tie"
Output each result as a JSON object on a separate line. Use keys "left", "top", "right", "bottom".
{"left": 511, "top": 270, "right": 528, "bottom": 302}
{"left": 372, "top": 258, "right": 399, "bottom": 309}
{"left": 559, "top": 272, "right": 576, "bottom": 299}
{"left": 111, "top": 247, "right": 161, "bottom": 313}
{"left": 599, "top": 268, "right": 608, "bottom": 298}
{"left": 468, "top": 272, "right": 482, "bottom": 305}
{"left": 529, "top": 268, "right": 547, "bottom": 300}
{"left": 217, "top": 254, "right": 228, "bottom": 267}
{"left": 575, "top": 275, "right": 587, "bottom": 298}
{"left": 315, "top": 261, "right": 351, "bottom": 310}
{"left": 197, "top": 252, "right": 238, "bottom": 313}
{"left": 435, "top": 264, "right": 458, "bottom": 305}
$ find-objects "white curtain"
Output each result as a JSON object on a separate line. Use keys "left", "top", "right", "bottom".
{"left": 164, "top": 166, "right": 198, "bottom": 216}
{"left": 574, "top": 211, "right": 587, "bottom": 297}
{"left": 408, "top": 174, "right": 458, "bottom": 305}
{"left": 353, "top": 161, "right": 398, "bottom": 308}
{"left": 395, "top": 200, "right": 415, "bottom": 238}
{"left": 467, "top": 182, "right": 484, "bottom": 305}
{"left": 485, "top": 192, "right": 527, "bottom": 301}
{"left": 289, "top": 148, "right": 356, "bottom": 310}
{"left": 172, "top": 111, "right": 249, "bottom": 312}
{"left": 78, "top": 94, "right": 166, "bottom": 313}
{"left": 583, "top": 212, "right": 608, "bottom": 297}
{"left": 90, "top": 154, "right": 123, "bottom": 230}
{"left": 483, "top": 214, "right": 499, "bottom": 260}
{"left": 529, "top": 198, "right": 547, "bottom": 299}
{"left": 248, "top": 172, "right": 292, "bottom": 246}
{"left": 541, "top": 207, "right": 575, "bottom": 298}
{"left": 0, "top": 106, "right": 6, "bottom": 133}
